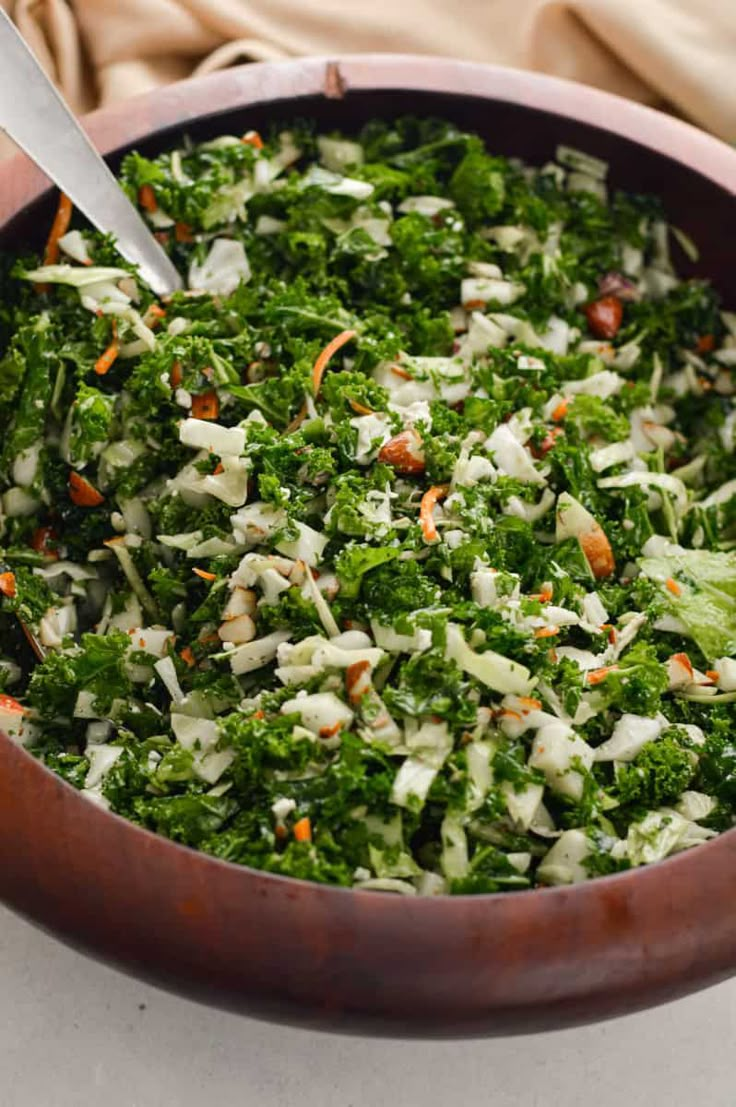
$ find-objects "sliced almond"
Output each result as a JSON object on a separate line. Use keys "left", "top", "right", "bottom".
{"left": 222, "top": 587, "right": 257, "bottom": 620}
{"left": 218, "top": 613, "right": 256, "bottom": 644}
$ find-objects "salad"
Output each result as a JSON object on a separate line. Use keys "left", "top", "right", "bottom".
{"left": 1, "top": 117, "right": 736, "bottom": 894}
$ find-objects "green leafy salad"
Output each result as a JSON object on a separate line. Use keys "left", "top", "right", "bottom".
{"left": 2, "top": 117, "right": 736, "bottom": 894}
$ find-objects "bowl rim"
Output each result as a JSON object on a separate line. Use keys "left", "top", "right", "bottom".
{"left": 1, "top": 54, "right": 736, "bottom": 1032}
{"left": 2, "top": 52, "right": 735, "bottom": 212}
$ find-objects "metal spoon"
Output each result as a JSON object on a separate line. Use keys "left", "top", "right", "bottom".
{"left": 0, "top": 10, "right": 182, "bottom": 297}
{"left": 0, "top": 12, "right": 181, "bottom": 659}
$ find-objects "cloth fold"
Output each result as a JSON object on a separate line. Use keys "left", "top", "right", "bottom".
{"left": 1, "top": 0, "right": 734, "bottom": 146}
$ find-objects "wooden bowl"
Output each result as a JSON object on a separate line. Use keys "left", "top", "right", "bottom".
{"left": 1, "top": 55, "right": 735, "bottom": 1037}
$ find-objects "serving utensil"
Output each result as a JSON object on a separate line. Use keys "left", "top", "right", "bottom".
{"left": 0, "top": 11, "right": 181, "bottom": 657}
{"left": 0, "top": 10, "right": 181, "bottom": 297}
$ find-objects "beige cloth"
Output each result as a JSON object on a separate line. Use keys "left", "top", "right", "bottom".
{"left": 2, "top": 0, "right": 735, "bottom": 147}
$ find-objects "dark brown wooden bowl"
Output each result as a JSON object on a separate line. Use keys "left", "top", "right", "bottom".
{"left": 1, "top": 55, "right": 735, "bottom": 1038}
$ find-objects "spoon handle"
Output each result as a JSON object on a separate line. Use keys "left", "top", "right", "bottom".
{"left": 0, "top": 11, "right": 182, "bottom": 296}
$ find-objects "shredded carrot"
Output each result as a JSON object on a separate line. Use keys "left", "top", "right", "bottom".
{"left": 193, "top": 568, "right": 217, "bottom": 582}
{"left": 517, "top": 697, "right": 542, "bottom": 711}
{"left": 463, "top": 298, "right": 486, "bottom": 310}
{"left": 705, "top": 669, "right": 720, "bottom": 683}
{"left": 242, "top": 130, "right": 264, "bottom": 150}
{"left": 391, "top": 365, "right": 412, "bottom": 380}
{"left": 499, "top": 709, "right": 522, "bottom": 721}
{"left": 534, "top": 626, "right": 559, "bottom": 639}
{"left": 293, "top": 816, "right": 312, "bottom": 843}
{"left": 288, "top": 329, "right": 358, "bottom": 431}
{"left": 551, "top": 398, "right": 569, "bottom": 422}
{"left": 170, "top": 360, "right": 183, "bottom": 389}
{"left": 311, "top": 328, "right": 358, "bottom": 396}
{"left": 319, "top": 722, "right": 342, "bottom": 738}
{"left": 346, "top": 659, "right": 371, "bottom": 703}
{"left": 349, "top": 399, "right": 374, "bottom": 416}
{"left": 138, "top": 184, "right": 157, "bottom": 213}
{"left": 94, "top": 320, "right": 119, "bottom": 376}
{"left": 531, "top": 585, "right": 553, "bottom": 603}
{"left": 665, "top": 577, "right": 682, "bottom": 596}
{"left": 696, "top": 334, "right": 716, "bottom": 354}
{"left": 180, "top": 647, "right": 196, "bottom": 668}
{"left": 68, "top": 471, "right": 104, "bottom": 507}
{"left": 191, "top": 390, "right": 219, "bottom": 420}
{"left": 0, "top": 571, "right": 16, "bottom": 598}
{"left": 175, "top": 222, "right": 193, "bottom": 243}
{"left": 601, "top": 624, "right": 617, "bottom": 645}
{"left": 143, "top": 303, "right": 166, "bottom": 329}
{"left": 253, "top": 710, "right": 265, "bottom": 720}
{"left": 419, "top": 484, "right": 450, "bottom": 542}
{"left": 43, "top": 193, "right": 73, "bottom": 267}
{"left": 0, "top": 693, "right": 24, "bottom": 715}
{"left": 34, "top": 193, "right": 74, "bottom": 290}
{"left": 212, "top": 462, "right": 224, "bottom": 475}
{"left": 531, "top": 427, "right": 565, "bottom": 459}
{"left": 586, "top": 665, "right": 619, "bottom": 686}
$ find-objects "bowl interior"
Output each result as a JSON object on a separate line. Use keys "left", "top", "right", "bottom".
{"left": 1, "top": 74, "right": 736, "bottom": 1036}
{"left": 2, "top": 88, "right": 734, "bottom": 296}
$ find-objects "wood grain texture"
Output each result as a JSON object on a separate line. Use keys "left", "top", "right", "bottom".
{"left": 1, "top": 55, "right": 735, "bottom": 1036}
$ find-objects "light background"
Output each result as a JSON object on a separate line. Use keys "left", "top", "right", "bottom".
{"left": 2, "top": 903, "right": 733, "bottom": 1107}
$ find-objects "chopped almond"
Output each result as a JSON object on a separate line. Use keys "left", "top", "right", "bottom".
{"left": 345, "top": 660, "right": 371, "bottom": 704}
{"left": 377, "top": 429, "right": 425, "bottom": 475}
{"left": 69, "top": 471, "right": 104, "bottom": 507}
{"left": 579, "top": 526, "right": 615, "bottom": 579}
{"left": 583, "top": 295, "right": 623, "bottom": 339}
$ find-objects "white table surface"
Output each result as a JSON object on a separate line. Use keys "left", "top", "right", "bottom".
{"left": 2, "top": 902, "right": 733, "bottom": 1107}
